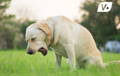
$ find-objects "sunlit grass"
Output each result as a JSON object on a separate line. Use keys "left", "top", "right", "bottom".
{"left": 0, "top": 50, "right": 120, "bottom": 76}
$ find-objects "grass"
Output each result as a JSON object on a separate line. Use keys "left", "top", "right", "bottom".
{"left": 0, "top": 50, "right": 120, "bottom": 76}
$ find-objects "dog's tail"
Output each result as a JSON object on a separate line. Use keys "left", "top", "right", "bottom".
{"left": 105, "top": 60, "right": 120, "bottom": 66}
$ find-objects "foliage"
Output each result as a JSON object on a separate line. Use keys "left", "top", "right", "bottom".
{"left": 0, "top": 0, "right": 34, "bottom": 49}
{"left": 80, "top": 0, "right": 120, "bottom": 47}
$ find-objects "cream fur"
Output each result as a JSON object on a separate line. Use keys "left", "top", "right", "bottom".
{"left": 26, "top": 16, "right": 105, "bottom": 70}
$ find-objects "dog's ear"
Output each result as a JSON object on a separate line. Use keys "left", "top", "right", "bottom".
{"left": 36, "top": 21, "right": 52, "bottom": 44}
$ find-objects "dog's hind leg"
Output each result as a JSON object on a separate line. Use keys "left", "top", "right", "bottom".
{"left": 88, "top": 56, "right": 106, "bottom": 68}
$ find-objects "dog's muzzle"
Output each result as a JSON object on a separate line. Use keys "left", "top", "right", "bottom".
{"left": 38, "top": 47, "right": 48, "bottom": 56}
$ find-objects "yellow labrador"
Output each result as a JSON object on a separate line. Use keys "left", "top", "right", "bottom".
{"left": 25, "top": 16, "right": 119, "bottom": 70}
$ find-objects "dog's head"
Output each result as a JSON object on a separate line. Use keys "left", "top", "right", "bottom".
{"left": 25, "top": 21, "right": 51, "bottom": 56}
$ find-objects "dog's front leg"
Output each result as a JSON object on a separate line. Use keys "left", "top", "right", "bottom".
{"left": 55, "top": 53, "right": 62, "bottom": 68}
{"left": 65, "top": 44, "right": 76, "bottom": 70}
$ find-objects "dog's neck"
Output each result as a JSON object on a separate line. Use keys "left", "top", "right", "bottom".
{"left": 46, "top": 20, "right": 56, "bottom": 47}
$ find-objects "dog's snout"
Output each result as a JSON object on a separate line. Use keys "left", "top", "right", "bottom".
{"left": 27, "top": 49, "right": 34, "bottom": 55}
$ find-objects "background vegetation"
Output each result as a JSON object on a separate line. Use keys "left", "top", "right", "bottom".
{"left": 80, "top": 0, "right": 120, "bottom": 47}
{"left": 0, "top": 0, "right": 120, "bottom": 49}
{"left": 0, "top": 0, "right": 34, "bottom": 49}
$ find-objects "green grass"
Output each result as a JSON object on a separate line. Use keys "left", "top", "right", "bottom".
{"left": 0, "top": 50, "right": 120, "bottom": 76}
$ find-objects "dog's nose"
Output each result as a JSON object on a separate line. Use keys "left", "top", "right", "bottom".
{"left": 27, "top": 50, "right": 34, "bottom": 55}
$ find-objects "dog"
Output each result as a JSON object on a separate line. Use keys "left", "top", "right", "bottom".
{"left": 25, "top": 16, "right": 120, "bottom": 70}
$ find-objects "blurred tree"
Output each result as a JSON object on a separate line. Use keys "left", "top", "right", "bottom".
{"left": 0, "top": 0, "right": 34, "bottom": 49}
{"left": 80, "top": 0, "right": 120, "bottom": 47}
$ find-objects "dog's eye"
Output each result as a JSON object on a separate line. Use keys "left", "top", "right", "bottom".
{"left": 31, "top": 38, "right": 36, "bottom": 41}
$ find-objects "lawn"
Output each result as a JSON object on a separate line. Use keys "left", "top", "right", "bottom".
{"left": 0, "top": 50, "right": 120, "bottom": 76}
